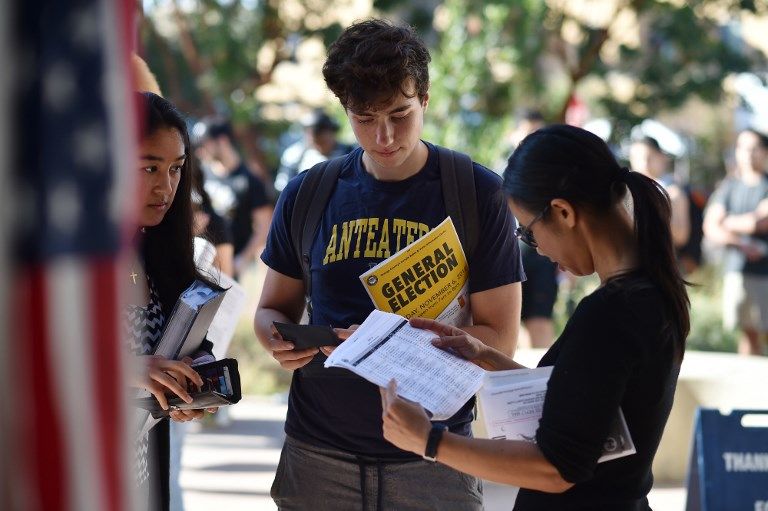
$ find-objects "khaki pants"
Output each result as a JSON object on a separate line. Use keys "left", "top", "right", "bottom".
{"left": 723, "top": 272, "right": 768, "bottom": 332}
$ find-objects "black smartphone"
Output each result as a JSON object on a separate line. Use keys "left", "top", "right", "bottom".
{"left": 134, "top": 358, "right": 241, "bottom": 416}
{"left": 273, "top": 322, "right": 342, "bottom": 350}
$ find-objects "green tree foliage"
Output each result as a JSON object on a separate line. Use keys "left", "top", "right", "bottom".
{"left": 390, "top": 0, "right": 765, "bottom": 166}
{"left": 141, "top": 0, "right": 347, "bottom": 171}
{"left": 142, "top": 0, "right": 766, "bottom": 173}
{"left": 420, "top": 0, "right": 548, "bottom": 167}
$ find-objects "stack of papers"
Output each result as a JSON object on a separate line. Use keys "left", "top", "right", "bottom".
{"left": 325, "top": 310, "right": 485, "bottom": 420}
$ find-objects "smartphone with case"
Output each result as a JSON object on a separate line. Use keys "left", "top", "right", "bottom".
{"left": 135, "top": 358, "right": 241, "bottom": 418}
{"left": 272, "top": 322, "right": 342, "bottom": 350}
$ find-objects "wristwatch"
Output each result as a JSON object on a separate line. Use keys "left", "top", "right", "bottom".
{"left": 423, "top": 423, "right": 448, "bottom": 462}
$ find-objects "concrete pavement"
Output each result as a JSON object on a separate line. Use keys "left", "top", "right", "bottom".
{"left": 180, "top": 395, "right": 686, "bottom": 511}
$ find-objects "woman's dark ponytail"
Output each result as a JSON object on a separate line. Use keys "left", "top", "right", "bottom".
{"left": 504, "top": 125, "right": 689, "bottom": 361}
{"left": 622, "top": 169, "right": 690, "bottom": 359}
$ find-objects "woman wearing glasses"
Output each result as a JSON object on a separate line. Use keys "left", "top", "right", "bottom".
{"left": 379, "top": 124, "right": 689, "bottom": 510}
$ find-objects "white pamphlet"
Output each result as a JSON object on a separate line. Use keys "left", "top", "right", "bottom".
{"left": 479, "top": 367, "right": 636, "bottom": 463}
{"left": 324, "top": 310, "right": 485, "bottom": 420}
{"left": 205, "top": 271, "right": 246, "bottom": 359}
{"left": 194, "top": 237, "right": 246, "bottom": 358}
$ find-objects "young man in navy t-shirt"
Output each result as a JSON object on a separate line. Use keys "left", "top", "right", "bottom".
{"left": 254, "top": 19, "right": 524, "bottom": 510}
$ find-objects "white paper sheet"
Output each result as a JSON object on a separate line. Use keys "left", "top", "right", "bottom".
{"left": 324, "top": 310, "right": 485, "bottom": 420}
{"left": 205, "top": 271, "right": 246, "bottom": 359}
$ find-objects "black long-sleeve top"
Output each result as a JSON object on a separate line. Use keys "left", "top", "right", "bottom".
{"left": 514, "top": 271, "right": 683, "bottom": 511}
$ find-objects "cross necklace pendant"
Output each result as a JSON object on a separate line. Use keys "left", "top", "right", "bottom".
{"left": 130, "top": 269, "right": 139, "bottom": 285}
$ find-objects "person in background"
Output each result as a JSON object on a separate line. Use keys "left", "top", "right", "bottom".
{"left": 629, "top": 135, "right": 691, "bottom": 253}
{"left": 703, "top": 128, "right": 768, "bottom": 356}
{"left": 509, "top": 109, "right": 559, "bottom": 348}
{"left": 194, "top": 117, "right": 272, "bottom": 277}
{"left": 191, "top": 163, "right": 234, "bottom": 277}
{"left": 127, "top": 91, "right": 216, "bottom": 511}
{"left": 380, "top": 124, "right": 689, "bottom": 510}
{"left": 274, "top": 109, "right": 354, "bottom": 193}
{"left": 508, "top": 109, "right": 545, "bottom": 150}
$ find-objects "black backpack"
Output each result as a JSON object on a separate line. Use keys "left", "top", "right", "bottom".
{"left": 289, "top": 146, "right": 481, "bottom": 319}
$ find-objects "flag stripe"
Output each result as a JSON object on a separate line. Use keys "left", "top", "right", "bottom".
{"left": 91, "top": 258, "right": 124, "bottom": 511}
{"left": 105, "top": 0, "right": 138, "bottom": 242}
{"left": 101, "top": 0, "right": 134, "bottom": 507}
{"left": 48, "top": 258, "right": 104, "bottom": 511}
{"left": 20, "top": 267, "right": 68, "bottom": 511}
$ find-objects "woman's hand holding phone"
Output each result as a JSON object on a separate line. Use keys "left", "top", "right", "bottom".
{"left": 130, "top": 355, "right": 204, "bottom": 411}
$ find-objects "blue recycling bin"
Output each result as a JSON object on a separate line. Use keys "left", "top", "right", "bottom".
{"left": 686, "top": 408, "right": 768, "bottom": 511}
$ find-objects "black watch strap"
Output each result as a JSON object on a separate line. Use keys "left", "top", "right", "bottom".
{"left": 423, "top": 423, "right": 448, "bottom": 462}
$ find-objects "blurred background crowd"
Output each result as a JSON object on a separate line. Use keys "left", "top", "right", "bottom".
{"left": 3, "top": 1, "right": 768, "bottom": 510}
{"left": 134, "top": 0, "right": 768, "bottom": 393}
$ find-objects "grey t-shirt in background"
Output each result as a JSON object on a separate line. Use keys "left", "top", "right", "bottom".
{"left": 708, "top": 174, "right": 768, "bottom": 275}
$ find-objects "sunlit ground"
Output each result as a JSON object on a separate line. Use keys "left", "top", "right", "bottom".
{"left": 179, "top": 397, "right": 686, "bottom": 511}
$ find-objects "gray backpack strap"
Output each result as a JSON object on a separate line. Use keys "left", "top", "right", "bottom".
{"left": 289, "top": 156, "right": 345, "bottom": 319}
{"left": 437, "top": 146, "right": 479, "bottom": 262}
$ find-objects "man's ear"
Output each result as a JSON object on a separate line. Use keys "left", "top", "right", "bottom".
{"left": 550, "top": 198, "right": 577, "bottom": 229}
{"left": 422, "top": 92, "right": 430, "bottom": 111}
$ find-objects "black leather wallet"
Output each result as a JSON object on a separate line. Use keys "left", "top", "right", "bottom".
{"left": 135, "top": 358, "right": 242, "bottom": 418}
{"left": 273, "top": 322, "right": 341, "bottom": 349}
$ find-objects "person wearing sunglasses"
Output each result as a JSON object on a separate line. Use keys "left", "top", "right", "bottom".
{"left": 380, "top": 124, "right": 689, "bottom": 510}
{"left": 515, "top": 205, "right": 549, "bottom": 248}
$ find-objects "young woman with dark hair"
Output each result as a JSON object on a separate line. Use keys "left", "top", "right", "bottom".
{"left": 379, "top": 124, "right": 689, "bottom": 510}
{"left": 126, "top": 91, "right": 216, "bottom": 510}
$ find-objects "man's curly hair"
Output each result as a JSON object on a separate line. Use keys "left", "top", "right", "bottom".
{"left": 322, "top": 19, "right": 430, "bottom": 112}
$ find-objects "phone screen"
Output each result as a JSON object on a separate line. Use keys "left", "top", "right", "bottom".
{"left": 188, "top": 362, "right": 232, "bottom": 395}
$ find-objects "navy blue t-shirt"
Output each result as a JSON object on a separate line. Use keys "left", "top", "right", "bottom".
{"left": 262, "top": 142, "right": 524, "bottom": 458}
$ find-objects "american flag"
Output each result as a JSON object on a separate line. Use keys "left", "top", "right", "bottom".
{"left": 4, "top": 0, "right": 136, "bottom": 510}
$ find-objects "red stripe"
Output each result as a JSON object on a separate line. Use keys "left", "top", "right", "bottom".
{"left": 90, "top": 258, "right": 123, "bottom": 511}
{"left": 17, "top": 267, "right": 68, "bottom": 511}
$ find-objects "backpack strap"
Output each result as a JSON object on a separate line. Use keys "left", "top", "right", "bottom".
{"left": 290, "top": 156, "right": 345, "bottom": 319}
{"left": 437, "top": 146, "right": 479, "bottom": 262}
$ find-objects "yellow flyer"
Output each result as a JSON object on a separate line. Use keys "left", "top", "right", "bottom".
{"left": 359, "top": 217, "right": 471, "bottom": 326}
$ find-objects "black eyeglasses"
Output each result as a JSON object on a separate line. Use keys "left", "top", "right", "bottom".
{"left": 514, "top": 206, "right": 550, "bottom": 248}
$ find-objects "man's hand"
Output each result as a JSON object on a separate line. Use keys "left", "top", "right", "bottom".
{"left": 319, "top": 324, "right": 358, "bottom": 356}
{"left": 269, "top": 323, "right": 319, "bottom": 370}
